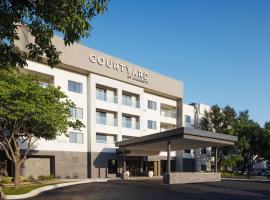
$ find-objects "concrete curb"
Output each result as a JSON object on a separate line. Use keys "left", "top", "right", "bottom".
{"left": 222, "top": 178, "right": 269, "bottom": 182}
{"left": 5, "top": 179, "right": 108, "bottom": 200}
{"left": 1, "top": 187, "right": 6, "bottom": 200}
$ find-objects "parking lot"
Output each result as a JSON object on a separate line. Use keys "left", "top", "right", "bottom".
{"left": 24, "top": 179, "right": 270, "bottom": 200}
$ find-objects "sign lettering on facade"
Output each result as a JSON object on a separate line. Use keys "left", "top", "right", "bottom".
{"left": 89, "top": 54, "right": 149, "bottom": 84}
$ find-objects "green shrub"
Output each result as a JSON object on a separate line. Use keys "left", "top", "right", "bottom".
{"left": 20, "top": 176, "right": 27, "bottom": 182}
{"left": 1, "top": 176, "right": 12, "bottom": 184}
{"left": 38, "top": 175, "right": 54, "bottom": 181}
{"left": 27, "top": 175, "right": 35, "bottom": 182}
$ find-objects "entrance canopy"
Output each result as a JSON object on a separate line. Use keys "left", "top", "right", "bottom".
{"left": 116, "top": 127, "right": 238, "bottom": 156}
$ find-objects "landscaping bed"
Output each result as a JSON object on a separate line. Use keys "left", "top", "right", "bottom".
{"left": 1, "top": 175, "right": 69, "bottom": 195}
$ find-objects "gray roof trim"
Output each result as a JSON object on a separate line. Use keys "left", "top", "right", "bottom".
{"left": 115, "top": 127, "right": 238, "bottom": 148}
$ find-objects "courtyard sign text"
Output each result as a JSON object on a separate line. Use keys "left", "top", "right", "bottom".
{"left": 89, "top": 54, "right": 149, "bottom": 84}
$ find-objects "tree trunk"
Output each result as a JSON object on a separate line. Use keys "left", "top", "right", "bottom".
{"left": 14, "top": 162, "right": 21, "bottom": 189}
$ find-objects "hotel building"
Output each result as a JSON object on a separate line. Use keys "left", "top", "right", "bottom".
{"left": 1, "top": 30, "right": 217, "bottom": 179}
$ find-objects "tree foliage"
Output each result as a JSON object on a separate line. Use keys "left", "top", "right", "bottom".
{"left": 0, "top": 0, "right": 109, "bottom": 69}
{"left": 200, "top": 105, "right": 270, "bottom": 175}
{"left": 0, "top": 70, "right": 84, "bottom": 188}
{"left": 200, "top": 105, "right": 237, "bottom": 170}
{"left": 235, "top": 112, "right": 270, "bottom": 175}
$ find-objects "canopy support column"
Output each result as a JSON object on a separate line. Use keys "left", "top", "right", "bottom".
{"left": 122, "top": 148, "right": 126, "bottom": 173}
{"left": 215, "top": 147, "right": 218, "bottom": 173}
{"left": 167, "top": 141, "right": 171, "bottom": 174}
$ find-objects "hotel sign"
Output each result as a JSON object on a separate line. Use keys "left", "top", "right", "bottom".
{"left": 89, "top": 54, "right": 149, "bottom": 84}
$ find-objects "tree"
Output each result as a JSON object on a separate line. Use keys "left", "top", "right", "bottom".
{"left": 200, "top": 105, "right": 237, "bottom": 170}
{"left": 0, "top": 0, "right": 109, "bottom": 69}
{"left": 0, "top": 70, "right": 84, "bottom": 188}
{"left": 236, "top": 112, "right": 270, "bottom": 176}
{"left": 264, "top": 121, "right": 270, "bottom": 162}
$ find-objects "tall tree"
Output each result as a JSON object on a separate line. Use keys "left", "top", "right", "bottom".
{"left": 236, "top": 113, "right": 270, "bottom": 176}
{"left": 264, "top": 121, "right": 270, "bottom": 162}
{"left": 0, "top": 0, "right": 109, "bottom": 69}
{"left": 200, "top": 105, "right": 237, "bottom": 170}
{"left": 0, "top": 70, "right": 84, "bottom": 188}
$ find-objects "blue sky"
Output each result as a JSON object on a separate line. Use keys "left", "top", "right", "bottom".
{"left": 80, "top": 0, "right": 270, "bottom": 125}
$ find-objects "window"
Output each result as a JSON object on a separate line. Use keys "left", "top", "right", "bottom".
{"left": 69, "top": 132, "right": 83, "bottom": 144}
{"left": 108, "top": 159, "right": 118, "bottom": 174}
{"left": 122, "top": 116, "right": 132, "bottom": 128}
{"left": 68, "top": 80, "right": 82, "bottom": 93}
{"left": 96, "top": 111, "right": 106, "bottom": 124}
{"left": 148, "top": 100, "right": 157, "bottom": 110}
{"left": 39, "top": 81, "right": 49, "bottom": 88}
{"left": 201, "top": 164, "right": 207, "bottom": 171}
{"left": 96, "top": 88, "right": 107, "bottom": 101}
{"left": 69, "top": 107, "right": 83, "bottom": 119}
{"left": 122, "top": 135, "right": 134, "bottom": 141}
{"left": 185, "top": 115, "right": 191, "bottom": 123}
{"left": 147, "top": 120, "right": 157, "bottom": 129}
{"left": 96, "top": 133, "right": 116, "bottom": 144}
{"left": 122, "top": 94, "right": 132, "bottom": 106}
{"left": 184, "top": 149, "right": 191, "bottom": 154}
{"left": 96, "top": 134, "right": 107, "bottom": 143}
{"left": 201, "top": 148, "right": 207, "bottom": 154}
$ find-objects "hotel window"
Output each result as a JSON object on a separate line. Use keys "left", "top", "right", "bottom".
{"left": 69, "top": 132, "right": 83, "bottom": 144}
{"left": 96, "top": 111, "right": 106, "bottom": 125}
{"left": 108, "top": 160, "right": 118, "bottom": 174}
{"left": 96, "top": 133, "right": 116, "bottom": 144}
{"left": 68, "top": 80, "right": 82, "bottom": 93}
{"left": 201, "top": 148, "right": 207, "bottom": 154}
{"left": 185, "top": 115, "right": 191, "bottom": 123}
{"left": 96, "top": 134, "right": 107, "bottom": 144}
{"left": 184, "top": 149, "right": 191, "bottom": 154}
{"left": 122, "top": 135, "right": 134, "bottom": 141}
{"left": 148, "top": 100, "right": 157, "bottom": 110}
{"left": 148, "top": 120, "right": 157, "bottom": 129}
{"left": 69, "top": 107, "right": 83, "bottom": 119}
{"left": 122, "top": 116, "right": 132, "bottom": 128}
{"left": 96, "top": 88, "right": 107, "bottom": 101}
{"left": 122, "top": 94, "right": 132, "bottom": 106}
{"left": 39, "top": 81, "right": 49, "bottom": 88}
{"left": 201, "top": 164, "right": 207, "bottom": 171}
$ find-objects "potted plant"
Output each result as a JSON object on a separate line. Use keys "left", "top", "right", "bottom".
{"left": 148, "top": 170, "right": 154, "bottom": 177}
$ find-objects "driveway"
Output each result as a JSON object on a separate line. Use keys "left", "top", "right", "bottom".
{"left": 25, "top": 180, "right": 270, "bottom": 200}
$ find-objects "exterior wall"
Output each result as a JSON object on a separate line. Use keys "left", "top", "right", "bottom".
{"left": 10, "top": 34, "right": 186, "bottom": 178}
{"left": 21, "top": 157, "right": 51, "bottom": 179}
{"left": 21, "top": 150, "right": 88, "bottom": 179}
{"left": 181, "top": 103, "right": 212, "bottom": 172}
{"left": 15, "top": 59, "right": 182, "bottom": 178}
{"left": 16, "top": 28, "right": 183, "bottom": 99}
{"left": 90, "top": 152, "right": 122, "bottom": 178}
{"left": 163, "top": 172, "right": 221, "bottom": 184}
{"left": 21, "top": 60, "right": 88, "bottom": 153}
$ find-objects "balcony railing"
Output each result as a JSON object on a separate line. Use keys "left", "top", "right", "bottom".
{"left": 160, "top": 109, "right": 177, "bottom": 118}
{"left": 122, "top": 99, "right": 140, "bottom": 108}
{"left": 96, "top": 117, "right": 118, "bottom": 126}
{"left": 122, "top": 120, "right": 140, "bottom": 129}
{"left": 96, "top": 93, "right": 118, "bottom": 103}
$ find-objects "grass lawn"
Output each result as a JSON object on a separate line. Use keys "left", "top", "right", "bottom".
{"left": 3, "top": 181, "right": 67, "bottom": 195}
